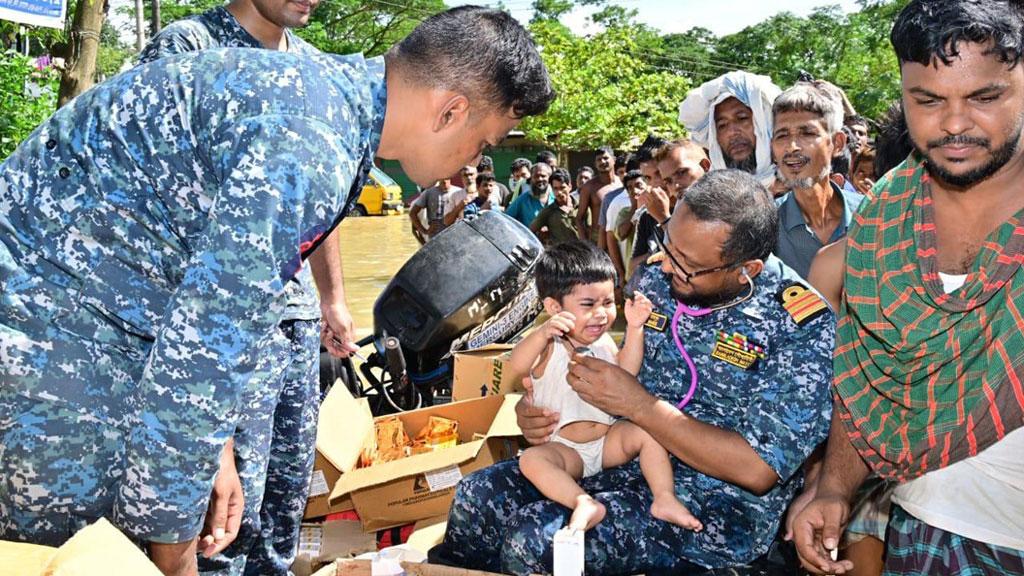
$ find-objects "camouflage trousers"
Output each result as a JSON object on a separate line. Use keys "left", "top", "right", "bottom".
{"left": 0, "top": 259, "right": 151, "bottom": 544}
{"left": 199, "top": 319, "right": 321, "bottom": 576}
{"left": 435, "top": 460, "right": 702, "bottom": 576}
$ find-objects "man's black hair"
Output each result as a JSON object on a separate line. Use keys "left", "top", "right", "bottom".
{"left": 622, "top": 153, "right": 641, "bottom": 173}
{"left": 891, "top": 0, "right": 1024, "bottom": 68}
{"left": 535, "top": 240, "right": 617, "bottom": 301}
{"left": 831, "top": 125, "right": 859, "bottom": 179}
{"left": 595, "top": 146, "right": 615, "bottom": 158}
{"left": 477, "top": 155, "right": 495, "bottom": 173}
{"left": 874, "top": 101, "right": 914, "bottom": 179}
{"left": 537, "top": 150, "right": 557, "bottom": 165}
{"left": 576, "top": 166, "right": 595, "bottom": 178}
{"left": 475, "top": 172, "right": 497, "bottom": 187}
{"left": 388, "top": 6, "right": 556, "bottom": 118}
{"left": 681, "top": 170, "right": 778, "bottom": 263}
{"left": 550, "top": 168, "right": 572, "bottom": 185}
{"left": 844, "top": 114, "right": 868, "bottom": 128}
{"left": 510, "top": 157, "right": 533, "bottom": 172}
{"left": 623, "top": 169, "right": 644, "bottom": 186}
{"left": 635, "top": 134, "right": 668, "bottom": 163}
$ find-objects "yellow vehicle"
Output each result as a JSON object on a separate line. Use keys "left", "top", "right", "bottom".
{"left": 353, "top": 167, "right": 404, "bottom": 216}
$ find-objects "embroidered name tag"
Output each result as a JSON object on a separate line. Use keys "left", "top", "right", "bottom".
{"left": 645, "top": 311, "right": 669, "bottom": 332}
{"left": 776, "top": 282, "right": 828, "bottom": 327}
{"left": 710, "top": 330, "right": 766, "bottom": 370}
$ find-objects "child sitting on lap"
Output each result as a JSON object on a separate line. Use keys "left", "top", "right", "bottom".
{"left": 510, "top": 240, "right": 701, "bottom": 532}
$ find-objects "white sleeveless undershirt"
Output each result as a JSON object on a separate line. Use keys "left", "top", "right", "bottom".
{"left": 531, "top": 337, "right": 617, "bottom": 431}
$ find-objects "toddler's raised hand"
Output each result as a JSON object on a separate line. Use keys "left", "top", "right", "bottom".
{"left": 625, "top": 292, "right": 653, "bottom": 328}
{"left": 544, "top": 311, "right": 576, "bottom": 339}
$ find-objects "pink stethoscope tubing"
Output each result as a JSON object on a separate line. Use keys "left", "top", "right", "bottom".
{"left": 671, "top": 302, "right": 712, "bottom": 410}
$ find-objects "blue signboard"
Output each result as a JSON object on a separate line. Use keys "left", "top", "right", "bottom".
{"left": 0, "top": 0, "right": 65, "bottom": 29}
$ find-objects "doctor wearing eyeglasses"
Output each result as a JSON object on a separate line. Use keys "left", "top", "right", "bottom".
{"left": 435, "top": 169, "right": 836, "bottom": 575}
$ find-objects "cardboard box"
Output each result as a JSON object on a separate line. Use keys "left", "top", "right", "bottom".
{"left": 314, "top": 560, "right": 506, "bottom": 576}
{"left": 323, "top": 393, "right": 523, "bottom": 532}
{"left": 304, "top": 386, "right": 374, "bottom": 519}
{"left": 291, "top": 520, "right": 378, "bottom": 576}
{"left": 451, "top": 344, "right": 525, "bottom": 402}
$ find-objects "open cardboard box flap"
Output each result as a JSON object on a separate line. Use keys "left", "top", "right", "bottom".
{"left": 316, "top": 386, "right": 374, "bottom": 475}
{"left": 328, "top": 394, "right": 522, "bottom": 504}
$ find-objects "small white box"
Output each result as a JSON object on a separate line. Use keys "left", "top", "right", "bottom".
{"left": 553, "top": 527, "right": 585, "bottom": 576}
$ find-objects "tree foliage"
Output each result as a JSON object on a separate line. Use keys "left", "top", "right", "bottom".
{"left": 297, "top": 0, "right": 445, "bottom": 56}
{"left": 520, "top": 19, "right": 689, "bottom": 150}
{"left": 0, "top": 51, "right": 59, "bottom": 158}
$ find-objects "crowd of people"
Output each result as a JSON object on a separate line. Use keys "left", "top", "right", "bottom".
{"left": 1, "top": 1, "right": 1023, "bottom": 576}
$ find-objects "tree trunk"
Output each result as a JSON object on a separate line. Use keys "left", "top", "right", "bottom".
{"left": 150, "top": 0, "right": 161, "bottom": 36}
{"left": 135, "top": 0, "right": 145, "bottom": 51}
{"left": 58, "top": 0, "right": 106, "bottom": 107}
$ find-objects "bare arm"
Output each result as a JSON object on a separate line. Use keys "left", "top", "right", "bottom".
{"left": 815, "top": 407, "right": 871, "bottom": 503}
{"left": 508, "top": 312, "right": 575, "bottom": 383}
{"left": 605, "top": 229, "right": 625, "bottom": 282}
{"left": 309, "top": 229, "right": 359, "bottom": 357}
{"left": 443, "top": 201, "right": 465, "bottom": 227}
{"left": 409, "top": 204, "right": 428, "bottom": 236}
{"left": 807, "top": 239, "right": 846, "bottom": 311}
{"left": 576, "top": 185, "right": 591, "bottom": 240}
{"left": 633, "top": 398, "right": 780, "bottom": 494}
{"left": 616, "top": 325, "right": 645, "bottom": 375}
{"left": 616, "top": 212, "right": 635, "bottom": 242}
{"left": 616, "top": 292, "right": 651, "bottom": 375}
{"left": 791, "top": 407, "right": 872, "bottom": 574}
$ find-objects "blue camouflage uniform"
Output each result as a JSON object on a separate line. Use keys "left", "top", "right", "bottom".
{"left": 138, "top": 10, "right": 328, "bottom": 575}
{"left": 436, "top": 259, "right": 834, "bottom": 575}
{"left": 0, "top": 47, "right": 386, "bottom": 560}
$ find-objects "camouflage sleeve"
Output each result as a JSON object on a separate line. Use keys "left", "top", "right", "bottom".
{"left": 112, "top": 114, "right": 360, "bottom": 543}
{"left": 137, "top": 21, "right": 211, "bottom": 64}
{"left": 735, "top": 314, "right": 835, "bottom": 484}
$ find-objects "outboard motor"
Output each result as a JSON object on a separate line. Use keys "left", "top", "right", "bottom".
{"left": 326, "top": 211, "right": 544, "bottom": 415}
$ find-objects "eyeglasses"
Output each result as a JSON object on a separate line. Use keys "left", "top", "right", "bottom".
{"left": 653, "top": 223, "right": 741, "bottom": 283}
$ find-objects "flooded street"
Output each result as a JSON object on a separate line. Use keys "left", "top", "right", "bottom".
{"left": 336, "top": 214, "right": 421, "bottom": 339}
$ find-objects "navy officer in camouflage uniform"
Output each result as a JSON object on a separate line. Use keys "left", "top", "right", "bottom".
{"left": 0, "top": 7, "right": 554, "bottom": 576}
{"left": 433, "top": 169, "right": 834, "bottom": 575}
{"left": 137, "top": 0, "right": 347, "bottom": 574}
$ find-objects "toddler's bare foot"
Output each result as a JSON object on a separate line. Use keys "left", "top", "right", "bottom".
{"left": 568, "top": 494, "right": 606, "bottom": 531}
{"left": 651, "top": 494, "right": 703, "bottom": 532}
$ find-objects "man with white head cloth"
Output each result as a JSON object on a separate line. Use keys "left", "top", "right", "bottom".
{"left": 678, "top": 71, "right": 782, "bottom": 185}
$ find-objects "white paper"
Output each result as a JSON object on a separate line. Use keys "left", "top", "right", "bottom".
{"left": 553, "top": 527, "right": 584, "bottom": 576}
{"left": 424, "top": 464, "right": 463, "bottom": 492}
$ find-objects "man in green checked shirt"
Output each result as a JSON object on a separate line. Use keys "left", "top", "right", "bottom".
{"left": 793, "top": 1, "right": 1024, "bottom": 574}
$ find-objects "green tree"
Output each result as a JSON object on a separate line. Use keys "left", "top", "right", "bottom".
{"left": 520, "top": 20, "right": 689, "bottom": 150}
{"left": 297, "top": 0, "right": 445, "bottom": 56}
{"left": 0, "top": 51, "right": 60, "bottom": 159}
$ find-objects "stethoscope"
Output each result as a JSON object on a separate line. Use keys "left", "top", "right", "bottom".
{"left": 672, "top": 268, "right": 756, "bottom": 410}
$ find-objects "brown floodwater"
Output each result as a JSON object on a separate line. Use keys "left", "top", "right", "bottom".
{"left": 336, "top": 214, "right": 421, "bottom": 339}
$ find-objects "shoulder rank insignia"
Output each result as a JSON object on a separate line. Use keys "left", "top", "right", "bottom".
{"left": 645, "top": 311, "right": 668, "bottom": 332}
{"left": 776, "top": 282, "right": 828, "bottom": 327}
{"left": 711, "top": 330, "right": 766, "bottom": 370}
